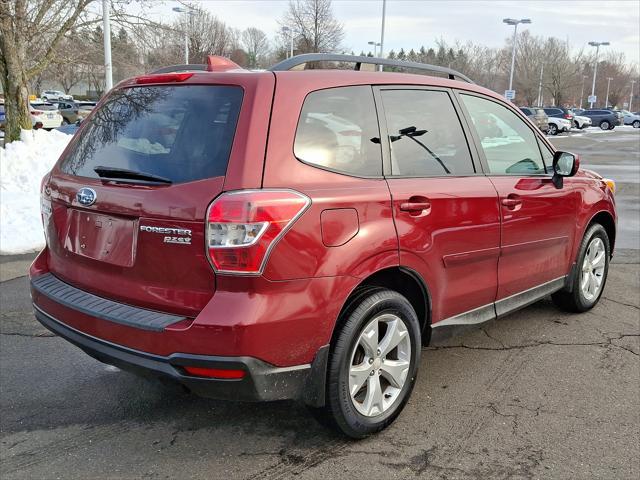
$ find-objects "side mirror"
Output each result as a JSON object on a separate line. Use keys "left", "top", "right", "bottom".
{"left": 551, "top": 151, "right": 579, "bottom": 188}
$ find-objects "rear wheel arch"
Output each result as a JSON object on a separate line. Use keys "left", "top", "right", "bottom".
{"left": 331, "top": 267, "right": 431, "bottom": 349}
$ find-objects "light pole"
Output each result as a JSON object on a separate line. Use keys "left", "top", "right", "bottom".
{"left": 588, "top": 41, "right": 610, "bottom": 108}
{"left": 282, "top": 26, "right": 294, "bottom": 59}
{"left": 503, "top": 17, "right": 532, "bottom": 96}
{"left": 605, "top": 77, "right": 613, "bottom": 107}
{"left": 102, "top": 0, "right": 112, "bottom": 92}
{"left": 579, "top": 75, "right": 587, "bottom": 109}
{"left": 379, "top": 0, "right": 386, "bottom": 71}
{"left": 630, "top": 80, "right": 636, "bottom": 111}
{"left": 173, "top": 6, "right": 197, "bottom": 64}
{"left": 368, "top": 41, "right": 381, "bottom": 57}
{"left": 536, "top": 64, "right": 544, "bottom": 107}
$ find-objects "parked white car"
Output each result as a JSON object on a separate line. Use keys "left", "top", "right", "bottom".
{"left": 571, "top": 113, "right": 592, "bottom": 130}
{"left": 41, "top": 90, "right": 73, "bottom": 102}
{"left": 30, "top": 101, "right": 63, "bottom": 129}
{"left": 619, "top": 110, "right": 640, "bottom": 128}
{"left": 546, "top": 117, "right": 572, "bottom": 135}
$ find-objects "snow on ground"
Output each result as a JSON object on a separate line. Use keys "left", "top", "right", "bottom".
{"left": 0, "top": 129, "right": 72, "bottom": 254}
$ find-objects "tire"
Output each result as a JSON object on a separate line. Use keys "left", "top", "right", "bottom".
{"left": 547, "top": 123, "right": 558, "bottom": 135}
{"left": 632, "top": 120, "right": 640, "bottom": 128}
{"left": 552, "top": 224, "right": 610, "bottom": 313}
{"left": 313, "top": 288, "right": 421, "bottom": 438}
{"left": 599, "top": 120, "right": 610, "bottom": 130}
{"left": 608, "top": 125, "right": 615, "bottom": 130}
{"left": 573, "top": 121, "right": 580, "bottom": 129}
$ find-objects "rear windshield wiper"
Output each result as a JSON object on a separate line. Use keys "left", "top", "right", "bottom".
{"left": 93, "top": 166, "right": 172, "bottom": 184}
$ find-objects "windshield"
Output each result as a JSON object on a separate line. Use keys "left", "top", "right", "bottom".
{"left": 59, "top": 85, "right": 243, "bottom": 184}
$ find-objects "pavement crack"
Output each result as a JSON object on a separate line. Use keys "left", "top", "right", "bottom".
{"left": 601, "top": 296, "right": 640, "bottom": 310}
{"left": 611, "top": 343, "right": 639, "bottom": 356}
{"left": 0, "top": 274, "right": 27, "bottom": 284}
{"left": 0, "top": 331, "right": 54, "bottom": 338}
{"left": 427, "top": 335, "right": 639, "bottom": 354}
{"left": 481, "top": 327, "right": 505, "bottom": 348}
{"left": 485, "top": 403, "right": 519, "bottom": 436}
{"left": 169, "top": 430, "right": 179, "bottom": 446}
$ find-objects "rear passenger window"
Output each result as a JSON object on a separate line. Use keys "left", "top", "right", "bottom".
{"left": 461, "top": 94, "right": 546, "bottom": 175}
{"left": 294, "top": 86, "right": 382, "bottom": 176}
{"left": 381, "top": 90, "right": 474, "bottom": 176}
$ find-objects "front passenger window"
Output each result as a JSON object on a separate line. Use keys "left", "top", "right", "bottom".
{"left": 381, "top": 89, "right": 475, "bottom": 176}
{"left": 461, "top": 94, "right": 545, "bottom": 175}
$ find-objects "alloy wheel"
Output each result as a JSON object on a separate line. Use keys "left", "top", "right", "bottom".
{"left": 580, "top": 237, "right": 606, "bottom": 301}
{"left": 348, "top": 313, "right": 411, "bottom": 417}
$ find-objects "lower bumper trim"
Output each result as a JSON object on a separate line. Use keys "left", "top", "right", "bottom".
{"left": 34, "top": 304, "right": 311, "bottom": 402}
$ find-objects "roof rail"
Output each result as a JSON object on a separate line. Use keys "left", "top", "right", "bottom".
{"left": 150, "top": 56, "right": 242, "bottom": 74}
{"left": 268, "top": 53, "right": 474, "bottom": 84}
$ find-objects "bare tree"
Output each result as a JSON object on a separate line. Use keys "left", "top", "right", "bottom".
{"left": 0, "top": 0, "right": 158, "bottom": 141}
{"left": 512, "top": 31, "right": 545, "bottom": 106}
{"left": 182, "top": 7, "right": 235, "bottom": 63}
{"left": 44, "top": 33, "right": 87, "bottom": 93}
{"left": 0, "top": 0, "right": 94, "bottom": 142}
{"left": 242, "top": 27, "right": 270, "bottom": 68}
{"left": 543, "top": 38, "right": 582, "bottom": 106}
{"left": 591, "top": 52, "right": 635, "bottom": 108}
{"left": 281, "top": 0, "right": 344, "bottom": 56}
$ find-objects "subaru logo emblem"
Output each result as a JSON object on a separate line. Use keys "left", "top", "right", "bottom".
{"left": 76, "top": 187, "right": 97, "bottom": 206}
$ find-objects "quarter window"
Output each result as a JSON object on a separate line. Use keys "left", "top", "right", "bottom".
{"left": 381, "top": 90, "right": 474, "bottom": 176}
{"left": 294, "top": 86, "right": 382, "bottom": 176}
{"left": 461, "top": 94, "right": 546, "bottom": 175}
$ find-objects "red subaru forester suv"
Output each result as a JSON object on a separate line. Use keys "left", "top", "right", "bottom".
{"left": 31, "top": 54, "right": 616, "bottom": 438}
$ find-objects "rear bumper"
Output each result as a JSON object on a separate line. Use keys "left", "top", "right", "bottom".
{"left": 34, "top": 304, "right": 325, "bottom": 403}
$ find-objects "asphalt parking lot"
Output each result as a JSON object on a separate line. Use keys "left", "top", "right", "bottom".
{"left": 1, "top": 127, "right": 638, "bottom": 479}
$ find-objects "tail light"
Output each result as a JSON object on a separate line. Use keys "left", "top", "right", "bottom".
{"left": 40, "top": 173, "right": 52, "bottom": 244}
{"left": 135, "top": 72, "right": 193, "bottom": 84}
{"left": 31, "top": 110, "right": 43, "bottom": 116}
{"left": 563, "top": 114, "right": 573, "bottom": 119}
{"left": 206, "top": 189, "right": 311, "bottom": 275}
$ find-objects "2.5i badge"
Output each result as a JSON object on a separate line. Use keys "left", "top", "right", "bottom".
{"left": 139, "top": 225, "right": 192, "bottom": 245}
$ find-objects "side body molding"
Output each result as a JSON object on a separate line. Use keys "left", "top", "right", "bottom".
{"left": 433, "top": 276, "right": 566, "bottom": 328}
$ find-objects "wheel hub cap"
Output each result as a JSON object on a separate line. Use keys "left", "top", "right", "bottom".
{"left": 580, "top": 237, "right": 606, "bottom": 301}
{"left": 348, "top": 313, "right": 411, "bottom": 417}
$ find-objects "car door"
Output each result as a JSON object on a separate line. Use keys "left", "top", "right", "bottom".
{"left": 376, "top": 87, "right": 501, "bottom": 325}
{"left": 457, "top": 93, "right": 578, "bottom": 312}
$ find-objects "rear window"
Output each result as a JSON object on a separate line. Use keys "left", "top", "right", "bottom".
{"left": 31, "top": 103, "right": 57, "bottom": 111}
{"left": 60, "top": 85, "right": 243, "bottom": 183}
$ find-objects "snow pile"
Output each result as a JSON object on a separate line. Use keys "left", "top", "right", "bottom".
{"left": 1, "top": 129, "right": 72, "bottom": 254}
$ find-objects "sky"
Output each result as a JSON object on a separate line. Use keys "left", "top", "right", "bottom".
{"left": 134, "top": 0, "right": 640, "bottom": 64}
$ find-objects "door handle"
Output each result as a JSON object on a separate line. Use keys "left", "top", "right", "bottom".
{"left": 400, "top": 201, "right": 431, "bottom": 212}
{"left": 501, "top": 195, "right": 522, "bottom": 209}
{"left": 400, "top": 196, "right": 431, "bottom": 216}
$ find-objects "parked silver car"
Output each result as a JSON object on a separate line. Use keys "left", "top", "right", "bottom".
{"left": 619, "top": 110, "right": 640, "bottom": 128}
{"left": 41, "top": 90, "right": 73, "bottom": 102}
